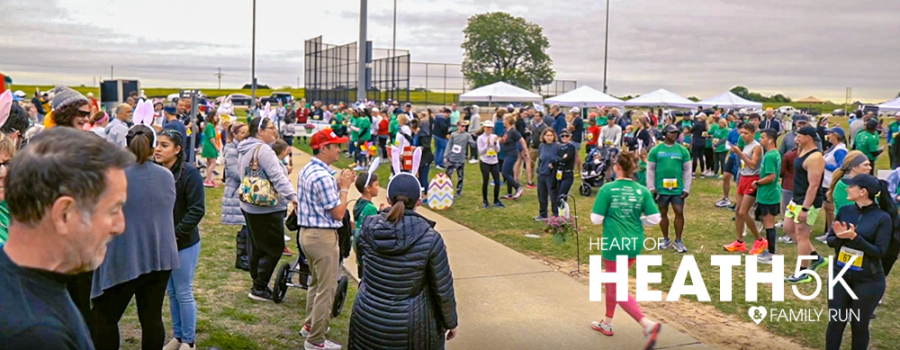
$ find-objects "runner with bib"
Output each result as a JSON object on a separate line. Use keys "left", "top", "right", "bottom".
{"left": 786, "top": 126, "right": 829, "bottom": 284}
{"left": 647, "top": 124, "right": 692, "bottom": 253}
{"left": 754, "top": 129, "right": 782, "bottom": 263}
{"left": 725, "top": 123, "right": 767, "bottom": 254}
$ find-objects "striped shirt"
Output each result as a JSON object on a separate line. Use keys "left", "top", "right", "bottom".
{"left": 296, "top": 157, "right": 342, "bottom": 228}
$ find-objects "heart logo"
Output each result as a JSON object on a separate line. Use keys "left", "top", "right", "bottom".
{"left": 748, "top": 306, "right": 767, "bottom": 325}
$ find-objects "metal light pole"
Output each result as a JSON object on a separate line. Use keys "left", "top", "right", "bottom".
{"left": 391, "top": 0, "right": 397, "bottom": 101}
{"left": 602, "top": 0, "right": 610, "bottom": 93}
{"left": 358, "top": 0, "right": 368, "bottom": 102}
{"left": 251, "top": 0, "right": 257, "bottom": 103}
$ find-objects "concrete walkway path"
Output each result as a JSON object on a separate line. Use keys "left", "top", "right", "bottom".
{"left": 289, "top": 149, "right": 711, "bottom": 350}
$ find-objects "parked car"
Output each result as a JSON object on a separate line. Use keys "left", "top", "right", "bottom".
{"left": 832, "top": 109, "right": 846, "bottom": 116}
{"left": 229, "top": 93, "right": 252, "bottom": 106}
{"left": 270, "top": 92, "right": 294, "bottom": 105}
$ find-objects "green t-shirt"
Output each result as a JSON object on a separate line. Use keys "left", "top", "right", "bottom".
{"left": 592, "top": 179, "right": 659, "bottom": 261}
{"left": 856, "top": 130, "right": 879, "bottom": 162}
{"left": 449, "top": 111, "right": 460, "bottom": 132}
{"left": 706, "top": 124, "right": 719, "bottom": 148}
{"left": 598, "top": 116, "right": 609, "bottom": 126}
{"left": 648, "top": 143, "right": 691, "bottom": 195}
{"left": 729, "top": 122, "right": 736, "bottom": 129}
{"left": 357, "top": 116, "right": 372, "bottom": 142}
{"left": 353, "top": 198, "right": 379, "bottom": 232}
{"left": 890, "top": 121, "right": 900, "bottom": 145}
{"left": 757, "top": 150, "right": 782, "bottom": 205}
{"left": 713, "top": 127, "right": 730, "bottom": 153}
{"left": 389, "top": 115, "right": 399, "bottom": 136}
{"left": 833, "top": 179, "right": 852, "bottom": 211}
{"left": 0, "top": 201, "right": 8, "bottom": 245}
{"left": 637, "top": 160, "right": 647, "bottom": 187}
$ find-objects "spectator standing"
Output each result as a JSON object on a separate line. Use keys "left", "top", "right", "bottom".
{"left": 222, "top": 124, "right": 251, "bottom": 270}
{"left": 820, "top": 127, "right": 848, "bottom": 242}
{"left": 107, "top": 103, "right": 133, "bottom": 147}
{"left": 535, "top": 129, "right": 560, "bottom": 220}
{"left": 444, "top": 120, "right": 475, "bottom": 197}
{"left": 432, "top": 109, "right": 451, "bottom": 169}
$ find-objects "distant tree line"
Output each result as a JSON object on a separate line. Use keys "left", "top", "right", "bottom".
{"left": 730, "top": 86, "right": 792, "bottom": 103}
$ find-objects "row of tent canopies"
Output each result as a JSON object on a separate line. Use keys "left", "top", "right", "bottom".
{"left": 458, "top": 81, "right": 764, "bottom": 109}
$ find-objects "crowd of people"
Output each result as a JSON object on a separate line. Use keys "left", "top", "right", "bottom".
{"left": 1, "top": 84, "right": 899, "bottom": 350}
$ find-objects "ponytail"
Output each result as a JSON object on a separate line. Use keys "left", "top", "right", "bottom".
{"left": 386, "top": 194, "right": 410, "bottom": 224}
{"left": 875, "top": 180, "right": 899, "bottom": 234}
{"left": 828, "top": 167, "right": 845, "bottom": 202}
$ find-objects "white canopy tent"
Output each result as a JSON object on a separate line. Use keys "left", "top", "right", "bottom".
{"left": 544, "top": 85, "right": 624, "bottom": 107}
{"left": 878, "top": 97, "right": 900, "bottom": 112}
{"left": 698, "top": 91, "right": 763, "bottom": 109}
{"left": 624, "top": 89, "right": 699, "bottom": 109}
{"left": 458, "top": 81, "right": 543, "bottom": 103}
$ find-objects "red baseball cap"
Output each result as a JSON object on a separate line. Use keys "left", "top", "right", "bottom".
{"left": 310, "top": 128, "right": 349, "bottom": 150}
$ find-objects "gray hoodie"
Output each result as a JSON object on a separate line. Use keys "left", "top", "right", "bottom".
{"left": 445, "top": 130, "right": 476, "bottom": 165}
{"left": 237, "top": 137, "right": 298, "bottom": 214}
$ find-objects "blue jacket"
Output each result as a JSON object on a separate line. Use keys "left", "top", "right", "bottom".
{"left": 552, "top": 114, "right": 568, "bottom": 137}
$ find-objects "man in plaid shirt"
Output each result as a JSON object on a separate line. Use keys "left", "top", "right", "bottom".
{"left": 296, "top": 128, "right": 355, "bottom": 350}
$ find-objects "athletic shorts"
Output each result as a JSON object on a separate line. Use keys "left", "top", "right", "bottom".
{"left": 724, "top": 154, "right": 738, "bottom": 176}
{"left": 784, "top": 200, "right": 821, "bottom": 226}
{"left": 755, "top": 203, "right": 781, "bottom": 217}
{"left": 572, "top": 142, "right": 582, "bottom": 153}
{"left": 737, "top": 175, "right": 760, "bottom": 196}
{"left": 655, "top": 194, "right": 685, "bottom": 207}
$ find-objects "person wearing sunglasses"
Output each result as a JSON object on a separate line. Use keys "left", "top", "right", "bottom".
{"left": 48, "top": 86, "right": 92, "bottom": 130}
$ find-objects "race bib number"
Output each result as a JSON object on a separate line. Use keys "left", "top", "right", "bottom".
{"left": 713, "top": 138, "right": 720, "bottom": 144}
{"left": 787, "top": 202, "right": 797, "bottom": 213}
{"left": 451, "top": 145, "right": 462, "bottom": 154}
{"left": 663, "top": 178, "right": 678, "bottom": 190}
{"left": 605, "top": 140, "right": 614, "bottom": 146}
{"left": 557, "top": 170, "right": 563, "bottom": 180}
{"left": 837, "top": 246, "right": 864, "bottom": 271}
{"left": 486, "top": 149, "right": 497, "bottom": 157}
{"left": 702, "top": 132, "right": 708, "bottom": 138}
{"left": 587, "top": 133, "right": 594, "bottom": 140}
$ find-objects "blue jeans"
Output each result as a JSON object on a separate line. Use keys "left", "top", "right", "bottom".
{"left": 167, "top": 242, "right": 201, "bottom": 343}
{"left": 502, "top": 155, "right": 520, "bottom": 195}
{"left": 434, "top": 137, "right": 448, "bottom": 167}
{"left": 418, "top": 163, "right": 432, "bottom": 195}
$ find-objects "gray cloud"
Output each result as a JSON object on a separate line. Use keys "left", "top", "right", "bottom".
{"left": 1, "top": 0, "right": 898, "bottom": 101}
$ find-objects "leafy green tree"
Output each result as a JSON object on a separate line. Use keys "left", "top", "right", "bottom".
{"left": 461, "top": 12, "right": 555, "bottom": 90}
{"left": 687, "top": 96, "right": 700, "bottom": 102}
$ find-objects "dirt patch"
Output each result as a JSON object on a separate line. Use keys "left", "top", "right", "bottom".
{"left": 524, "top": 253, "right": 814, "bottom": 350}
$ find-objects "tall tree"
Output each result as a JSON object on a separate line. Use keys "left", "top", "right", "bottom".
{"left": 461, "top": 12, "right": 555, "bottom": 90}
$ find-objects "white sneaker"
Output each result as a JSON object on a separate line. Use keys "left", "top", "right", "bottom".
{"left": 777, "top": 235, "right": 795, "bottom": 244}
{"left": 774, "top": 221, "right": 783, "bottom": 228}
{"left": 284, "top": 235, "right": 291, "bottom": 242}
{"left": 304, "top": 339, "right": 342, "bottom": 350}
{"left": 468, "top": 159, "right": 478, "bottom": 164}
{"left": 299, "top": 324, "right": 332, "bottom": 337}
{"left": 163, "top": 339, "right": 182, "bottom": 350}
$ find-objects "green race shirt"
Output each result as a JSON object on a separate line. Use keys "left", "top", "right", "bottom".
{"left": 890, "top": 121, "right": 900, "bottom": 144}
{"left": 598, "top": 116, "right": 609, "bottom": 126}
{"left": 833, "top": 179, "right": 852, "bottom": 211}
{"left": 637, "top": 160, "right": 647, "bottom": 187}
{"left": 592, "top": 179, "right": 659, "bottom": 261}
{"left": 757, "top": 150, "right": 782, "bottom": 205}
{"left": 350, "top": 117, "right": 360, "bottom": 142}
{"left": 357, "top": 116, "right": 372, "bottom": 141}
{"left": 856, "top": 130, "right": 879, "bottom": 162}
{"left": 713, "top": 127, "right": 730, "bottom": 153}
{"left": 706, "top": 124, "right": 719, "bottom": 148}
{"left": 648, "top": 143, "right": 691, "bottom": 195}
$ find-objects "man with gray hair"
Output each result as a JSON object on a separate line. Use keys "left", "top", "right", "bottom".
{"left": 106, "top": 103, "right": 132, "bottom": 147}
{"left": 0, "top": 128, "right": 135, "bottom": 349}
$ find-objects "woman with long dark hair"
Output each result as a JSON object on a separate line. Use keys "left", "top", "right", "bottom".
{"left": 237, "top": 116, "right": 298, "bottom": 301}
{"left": 348, "top": 173, "right": 458, "bottom": 350}
{"left": 90, "top": 125, "right": 179, "bottom": 350}
{"left": 155, "top": 129, "right": 206, "bottom": 350}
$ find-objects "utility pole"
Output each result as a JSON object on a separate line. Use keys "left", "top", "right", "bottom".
{"left": 110, "top": 66, "right": 114, "bottom": 79}
{"left": 602, "top": 0, "right": 610, "bottom": 93}
{"left": 297, "top": 76, "right": 300, "bottom": 89}
{"left": 392, "top": 0, "right": 397, "bottom": 101}
{"left": 358, "top": 0, "right": 368, "bottom": 102}
{"left": 251, "top": 0, "right": 257, "bottom": 103}
{"left": 215, "top": 67, "right": 223, "bottom": 89}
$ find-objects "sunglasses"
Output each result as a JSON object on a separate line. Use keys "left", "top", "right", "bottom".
{"left": 76, "top": 109, "right": 91, "bottom": 117}
{"left": 561, "top": 135, "right": 571, "bottom": 138}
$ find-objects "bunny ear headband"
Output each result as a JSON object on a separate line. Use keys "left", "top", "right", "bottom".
{"left": 257, "top": 102, "right": 273, "bottom": 130}
{"left": 130, "top": 99, "right": 158, "bottom": 147}
{"left": 0, "top": 90, "right": 12, "bottom": 130}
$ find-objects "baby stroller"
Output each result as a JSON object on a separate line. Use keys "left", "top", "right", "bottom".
{"left": 579, "top": 145, "right": 617, "bottom": 196}
{"left": 272, "top": 209, "right": 352, "bottom": 319}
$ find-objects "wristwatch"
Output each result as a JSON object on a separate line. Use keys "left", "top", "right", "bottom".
{"left": 801, "top": 207, "right": 810, "bottom": 212}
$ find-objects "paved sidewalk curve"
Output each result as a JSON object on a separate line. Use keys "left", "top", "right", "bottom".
{"left": 290, "top": 149, "right": 711, "bottom": 350}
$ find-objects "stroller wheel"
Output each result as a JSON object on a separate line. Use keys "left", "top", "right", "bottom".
{"left": 331, "top": 275, "right": 350, "bottom": 317}
{"left": 272, "top": 262, "right": 292, "bottom": 303}
{"left": 579, "top": 183, "right": 592, "bottom": 197}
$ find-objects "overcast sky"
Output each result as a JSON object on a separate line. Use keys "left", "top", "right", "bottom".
{"left": 2, "top": 0, "right": 898, "bottom": 102}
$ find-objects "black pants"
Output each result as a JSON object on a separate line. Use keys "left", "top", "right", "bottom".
{"left": 377, "top": 135, "right": 389, "bottom": 159}
{"left": 480, "top": 161, "right": 501, "bottom": 203}
{"left": 90, "top": 270, "right": 172, "bottom": 350}
{"left": 67, "top": 271, "right": 93, "bottom": 326}
{"left": 242, "top": 209, "right": 286, "bottom": 290}
{"left": 502, "top": 155, "right": 520, "bottom": 195}
{"left": 469, "top": 135, "right": 479, "bottom": 160}
{"left": 557, "top": 173, "right": 574, "bottom": 207}
{"left": 537, "top": 174, "right": 559, "bottom": 218}
{"left": 445, "top": 162, "right": 465, "bottom": 196}
{"left": 284, "top": 135, "right": 294, "bottom": 146}
{"left": 235, "top": 225, "right": 253, "bottom": 271}
{"left": 713, "top": 151, "right": 727, "bottom": 175}
{"left": 704, "top": 147, "right": 714, "bottom": 172}
{"left": 690, "top": 143, "right": 706, "bottom": 173}
{"left": 826, "top": 274, "right": 885, "bottom": 350}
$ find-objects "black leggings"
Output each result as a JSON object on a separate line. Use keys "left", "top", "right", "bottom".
{"left": 826, "top": 275, "right": 885, "bottom": 350}
{"left": 690, "top": 143, "right": 706, "bottom": 173}
{"left": 704, "top": 147, "right": 714, "bottom": 172}
{"left": 502, "top": 155, "right": 520, "bottom": 195}
{"left": 713, "top": 151, "right": 727, "bottom": 175}
{"left": 377, "top": 135, "right": 389, "bottom": 159}
{"left": 480, "top": 161, "right": 501, "bottom": 203}
{"left": 557, "top": 174, "right": 574, "bottom": 207}
{"left": 242, "top": 209, "right": 287, "bottom": 291}
{"left": 90, "top": 270, "right": 172, "bottom": 350}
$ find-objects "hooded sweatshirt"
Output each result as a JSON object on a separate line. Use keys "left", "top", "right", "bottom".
{"left": 445, "top": 130, "right": 476, "bottom": 165}
{"left": 237, "top": 137, "right": 298, "bottom": 214}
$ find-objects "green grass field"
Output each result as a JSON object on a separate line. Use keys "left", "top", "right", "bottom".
{"left": 297, "top": 115, "right": 899, "bottom": 349}
{"left": 115, "top": 186, "right": 356, "bottom": 349}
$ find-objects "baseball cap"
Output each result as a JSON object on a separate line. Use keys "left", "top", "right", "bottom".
{"left": 310, "top": 128, "right": 349, "bottom": 150}
{"left": 663, "top": 124, "right": 680, "bottom": 133}
{"left": 559, "top": 129, "right": 572, "bottom": 137}
{"left": 843, "top": 174, "right": 881, "bottom": 196}
{"left": 825, "top": 127, "right": 845, "bottom": 139}
{"left": 894, "top": 111, "right": 900, "bottom": 117}
{"left": 797, "top": 126, "right": 817, "bottom": 137}
{"left": 569, "top": 107, "right": 581, "bottom": 114}
{"left": 387, "top": 173, "right": 422, "bottom": 205}
{"left": 866, "top": 119, "right": 879, "bottom": 129}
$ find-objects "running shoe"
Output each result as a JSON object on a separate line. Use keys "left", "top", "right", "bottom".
{"left": 527, "top": 183, "right": 537, "bottom": 189}
{"left": 727, "top": 204, "right": 737, "bottom": 211}
{"left": 809, "top": 255, "right": 829, "bottom": 272}
{"left": 777, "top": 235, "right": 795, "bottom": 244}
{"left": 435, "top": 165, "right": 446, "bottom": 170}
{"left": 493, "top": 201, "right": 506, "bottom": 208}
{"left": 483, "top": 202, "right": 490, "bottom": 209}
{"left": 643, "top": 322, "right": 662, "bottom": 350}
{"left": 283, "top": 247, "right": 293, "bottom": 256}
{"left": 248, "top": 286, "right": 274, "bottom": 301}
{"left": 534, "top": 215, "right": 548, "bottom": 221}
{"left": 757, "top": 251, "right": 774, "bottom": 264}
{"left": 469, "top": 159, "right": 478, "bottom": 164}
{"left": 502, "top": 194, "right": 514, "bottom": 200}
{"left": 715, "top": 198, "right": 732, "bottom": 207}
{"left": 674, "top": 240, "right": 688, "bottom": 253}
{"left": 591, "top": 321, "right": 614, "bottom": 336}
{"left": 353, "top": 166, "right": 367, "bottom": 171}
{"left": 299, "top": 324, "right": 331, "bottom": 337}
{"left": 785, "top": 273, "right": 813, "bottom": 284}
{"left": 513, "top": 187, "right": 525, "bottom": 199}
{"left": 724, "top": 240, "right": 747, "bottom": 252}
{"left": 203, "top": 180, "right": 215, "bottom": 188}
{"left": 658, "top": 238, "right": 673, "bottom": 250}
{"left": 749, "top": 239, "right": 768, "bottom": 255}
{"left": 814, "top": 234, "right": 828, "bottom": 243}
{"left": 303, "top": 339, "right": 342, "bottom": 350}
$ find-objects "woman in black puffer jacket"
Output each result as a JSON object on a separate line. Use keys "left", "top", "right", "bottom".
{"left": 349, "top": 173, "right": 458, "bottom": 350}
